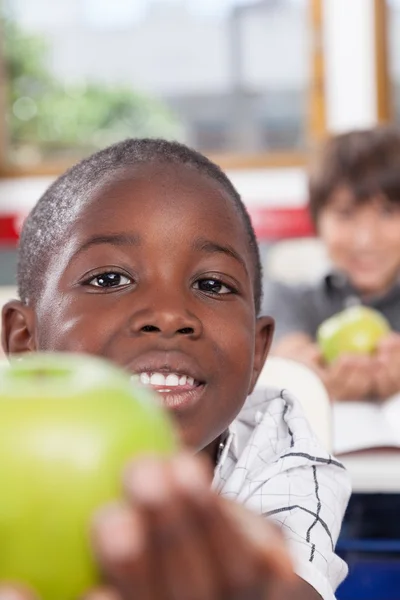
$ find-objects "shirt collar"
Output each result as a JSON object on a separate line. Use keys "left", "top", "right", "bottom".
{"left": 324, "top": 271, "right": 351, "bottom": 292}
{"left": 214, "top": 421, "right": 239, "bottom": 470}
{"left": 324, "top": 270, "right": 400, "bottom": 306}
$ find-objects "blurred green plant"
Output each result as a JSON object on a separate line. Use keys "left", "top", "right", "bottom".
{"left": 2, "top": 14, "right": 181, "bottom": 163}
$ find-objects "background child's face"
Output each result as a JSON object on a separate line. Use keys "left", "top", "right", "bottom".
{"left": 318, "top": 185, "right": 400, "bottom": 296}
{"left": 16, "top": 163, "right": 272, "bottom": 453}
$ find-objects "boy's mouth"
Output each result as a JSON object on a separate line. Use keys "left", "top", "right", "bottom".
{"left": 130, "top": 370, "right": 205, "bottom": 411}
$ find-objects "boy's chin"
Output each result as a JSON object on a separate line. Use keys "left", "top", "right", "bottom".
{"left": 350, "top": 272, "right": 396, "bottom": 296}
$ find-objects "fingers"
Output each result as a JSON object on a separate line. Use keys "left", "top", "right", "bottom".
{"left": 222, "top": 500, "right": 294, "bottom": 582}
{"left": 373, "top": 333, "right": 400, "bottom": 398}
{"left": 125, "top": 455, "right": 218, "bottom": 600}
{"left": 376, "top": 333, "right": 400, "bottom": 369}
{"left": 376, "top": 332, "right": 400, "bottom": 353}
{"left": 92, "top": 501, "right": 154, "bottom": 600}
{"left": 306, "top": 344, "right": 325, "bottom": 367}
{"left": 326, "top": 355, "right": 374, "bottom": 400}
{"left": 323, "top": 332, "right": 400, "bottom": 401}
{"left": 301, "top": 344, "right": 327, "bottom": 378}
{"left": 198, "top": 497, "right": 293, "bottom": 599}
{"left": 373, "top": 364, "right": 394, "bottom": 399}
{"left": 0, "top": 586, "right": 38, "bottom": 600}
{"left": 93, "top": 454, "right": 217, "bottom": 600}
{"left": 373, "top": 357, "right": 400, "bottom": 399}
{"left": 83, "top": 589, "right": 122, "bottom": 600}
{"left": 92, "top": 454, "right": 294, "bottom": 600}
{"left": 0, "top": 585, "right": 123, "bottom": 600}
{"left": 1, "top": 454, "right": 294, "bottom": 600}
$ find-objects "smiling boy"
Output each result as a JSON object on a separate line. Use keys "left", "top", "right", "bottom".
{"left": 1, "top": 139, "right": 350, "bottom": 600}
{"left": 264, "top": 126, "right": 400, "bottom": 402}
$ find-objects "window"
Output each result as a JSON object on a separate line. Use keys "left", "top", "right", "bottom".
{"left": 0, "top": 0, "right": 312, "bottom": 170}
{"left": 387, "top": 0, "right": 400, "bottom": 121}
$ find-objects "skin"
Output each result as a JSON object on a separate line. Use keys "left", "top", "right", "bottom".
{"left": 4, "top": 163, "right": 270, "bottom": 456}
{"left": 1, "top": 163, "right": 319, "bottom": 599}
{"left": 318, "top": 187, "right": 400, "bottom": 297}
{"left": 274, "top": 187, "right": 400, "bottom": 401}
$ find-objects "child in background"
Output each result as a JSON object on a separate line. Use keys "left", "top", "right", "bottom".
{"left": 263, "top": 126, "right": 400, "bottom": 402}
{"left": 1, "top": 139, "right": 350, "bottom": 600}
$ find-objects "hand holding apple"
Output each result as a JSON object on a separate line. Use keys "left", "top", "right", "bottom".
{"left": 0, "top": 354, "right": 297, "bottom": 600}
{"left": 91, "top": 454, "right": 294, "bottom": 600}
{"left": 0, "top": 353, "right": 177, "bottom": 600}
{"left": 317, "top": 306, "right": 391, "bottom": 364}
{"left": 316, "top": 307, "right": 398, "bottom": 401}
{"left": 0, "top": 585, "right": 38, "bottom": 600}
{"left": 371, "top": 332, "right": 400, "bottom": 399}
{"left": 322, "top": 354, "right": 375, "bottom": 401}
{"left": 286, "top": 333, "right": 375, "bottom": 401}
{"left": 0, "top": 454, "right": 294, "bottom": 600}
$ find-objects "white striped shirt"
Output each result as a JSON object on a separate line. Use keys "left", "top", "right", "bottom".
{"left": 213, "top": 387, "right": 351, "bottom": 600}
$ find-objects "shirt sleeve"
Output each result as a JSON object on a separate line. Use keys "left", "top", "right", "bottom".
{"left": 262, "top": 280, "right": 317, "bottom": 342}
{"left": 218, "top": 388, "right": 351, "bottom": 600}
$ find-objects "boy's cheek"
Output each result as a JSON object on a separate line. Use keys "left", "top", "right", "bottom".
{"left": 36, "top": 306, "right": 108, "bottom": 355}
{"left": 318, "top": 223, "right": 349, "bottom": 263}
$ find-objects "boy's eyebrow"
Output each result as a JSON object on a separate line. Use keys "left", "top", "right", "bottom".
{"left": 72, "top": 234, "right": 248, "bottom": 274}
{"left": 192, "top": 237, "right": 248, "bottom": 274}
{"left": 74, "top": 233, "right": 141, "bottom": 256}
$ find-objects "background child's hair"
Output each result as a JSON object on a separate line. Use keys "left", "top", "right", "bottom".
{"left": 309, "top": 125, "right": 400, "bottom": 223}
{"left": 18, "top": 138, "right": 263, "bottom": 312}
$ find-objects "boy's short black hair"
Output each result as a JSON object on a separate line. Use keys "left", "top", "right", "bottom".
{"left": 18, "top": 138, "right": 263, "bottom": 312}
{"left": 309, "top": 125, "right": 400, "bottom": 223}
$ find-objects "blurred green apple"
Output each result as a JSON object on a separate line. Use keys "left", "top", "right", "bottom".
{"left": 317, "top": 305, "right": 391, "bottom": 364}
{"left": 0, "top": 353, "right": 177, "bottom": 600}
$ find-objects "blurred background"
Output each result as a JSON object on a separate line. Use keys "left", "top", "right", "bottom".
{"left": 1, "top": 0, "right": 399, "bottom": 295}
{"left": 1, "top": 2, "right": 400, "bottom": 597}
{"left": 0, "top": 0, "right": 398, "bottom": 290}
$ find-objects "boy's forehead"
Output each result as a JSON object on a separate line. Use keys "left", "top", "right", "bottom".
{"left": 64, "top": 163, "right": 256, "bottom": 278}
{"left": 80, "top": 162, "right": 245, "bottom": 233}
{"left": 87, "top": 161, "right": 230, "bottom": 203}
{"left": 327, "top": 184, "right": 384, "bottom": 205}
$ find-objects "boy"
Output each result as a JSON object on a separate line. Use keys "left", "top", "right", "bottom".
{"left": 0, "top": 139, "right": 350, "bottom": 600}
{"left": 264, "top": 126, "right": 400, "bottom": 402}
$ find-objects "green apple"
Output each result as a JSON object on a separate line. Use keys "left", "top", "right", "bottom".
{"left": 317, "top": 305, "right": 391, "bottom": 364}
{"left": 0, "top": 352, "right": 177, "bottom": 600}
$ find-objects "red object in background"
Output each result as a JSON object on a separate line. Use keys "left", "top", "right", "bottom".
{"left": 249, "top": 206, "right": 315, "bottom": 240}
{"left": 0, "top": 214, "right": 22, "bottom": 246}
{"left": 0, "top": 206, "right": 315, "bottom": 247}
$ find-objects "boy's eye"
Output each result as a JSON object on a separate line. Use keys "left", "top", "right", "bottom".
{"left": 194, "top": 278, "right": 233, "bottom": 295}
{"left": 87, "top": 272, "right": 132, "bottom": 288}
{"left": 379, "top": 203, "right": 398, "bottom": 217}
{"left": 334, "top": 207, "right": 354, "bottom": 219}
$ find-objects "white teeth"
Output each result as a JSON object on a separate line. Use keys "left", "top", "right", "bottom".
{"left": 150, "top": 373, "right": 165, "bottom": 386}
{"left": 134, "top": 371, "right": 197, "bottom": 388}
{"left": 165, "top": 374, "right": 180, "bottom": 387}
{"left": 140, "top": 372, "right": 150, "bottom": 385}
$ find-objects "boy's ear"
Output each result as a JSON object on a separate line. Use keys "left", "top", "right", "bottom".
{"left": 1, "top": 300, "right": 37, "bottom": 356}
{"left": 249, "top": 315, "right": 274, "bottom": 393}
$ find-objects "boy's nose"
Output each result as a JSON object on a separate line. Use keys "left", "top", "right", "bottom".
{"left": 353, "top": 217, "right": 379, "bottom": 249}
{"left": 128, "top": 300, "right": 202, "bottom": 339}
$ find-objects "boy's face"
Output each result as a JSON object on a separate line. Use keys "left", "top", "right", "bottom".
{"left": 3, "top": 163, "right": 273, "bottom": 455}
{"left": 318, "top": 186, "right": 400, "bottom": 296}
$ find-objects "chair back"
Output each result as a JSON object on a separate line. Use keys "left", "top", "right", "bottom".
{"left": 257, "top": 356, "right": 332, "bottom": 450}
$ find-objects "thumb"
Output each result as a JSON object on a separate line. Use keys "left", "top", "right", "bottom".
{"left": 377, "top": 332, "right": 400, "bottom": 351}
{"left": 220, "top": 498, "right": 295, "bottom": 582}
{"left": 0, "top": 586, "right": 38, "bottom": 600}
{"left": 83, "top": 589, "right": 122, "bottom": 600}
